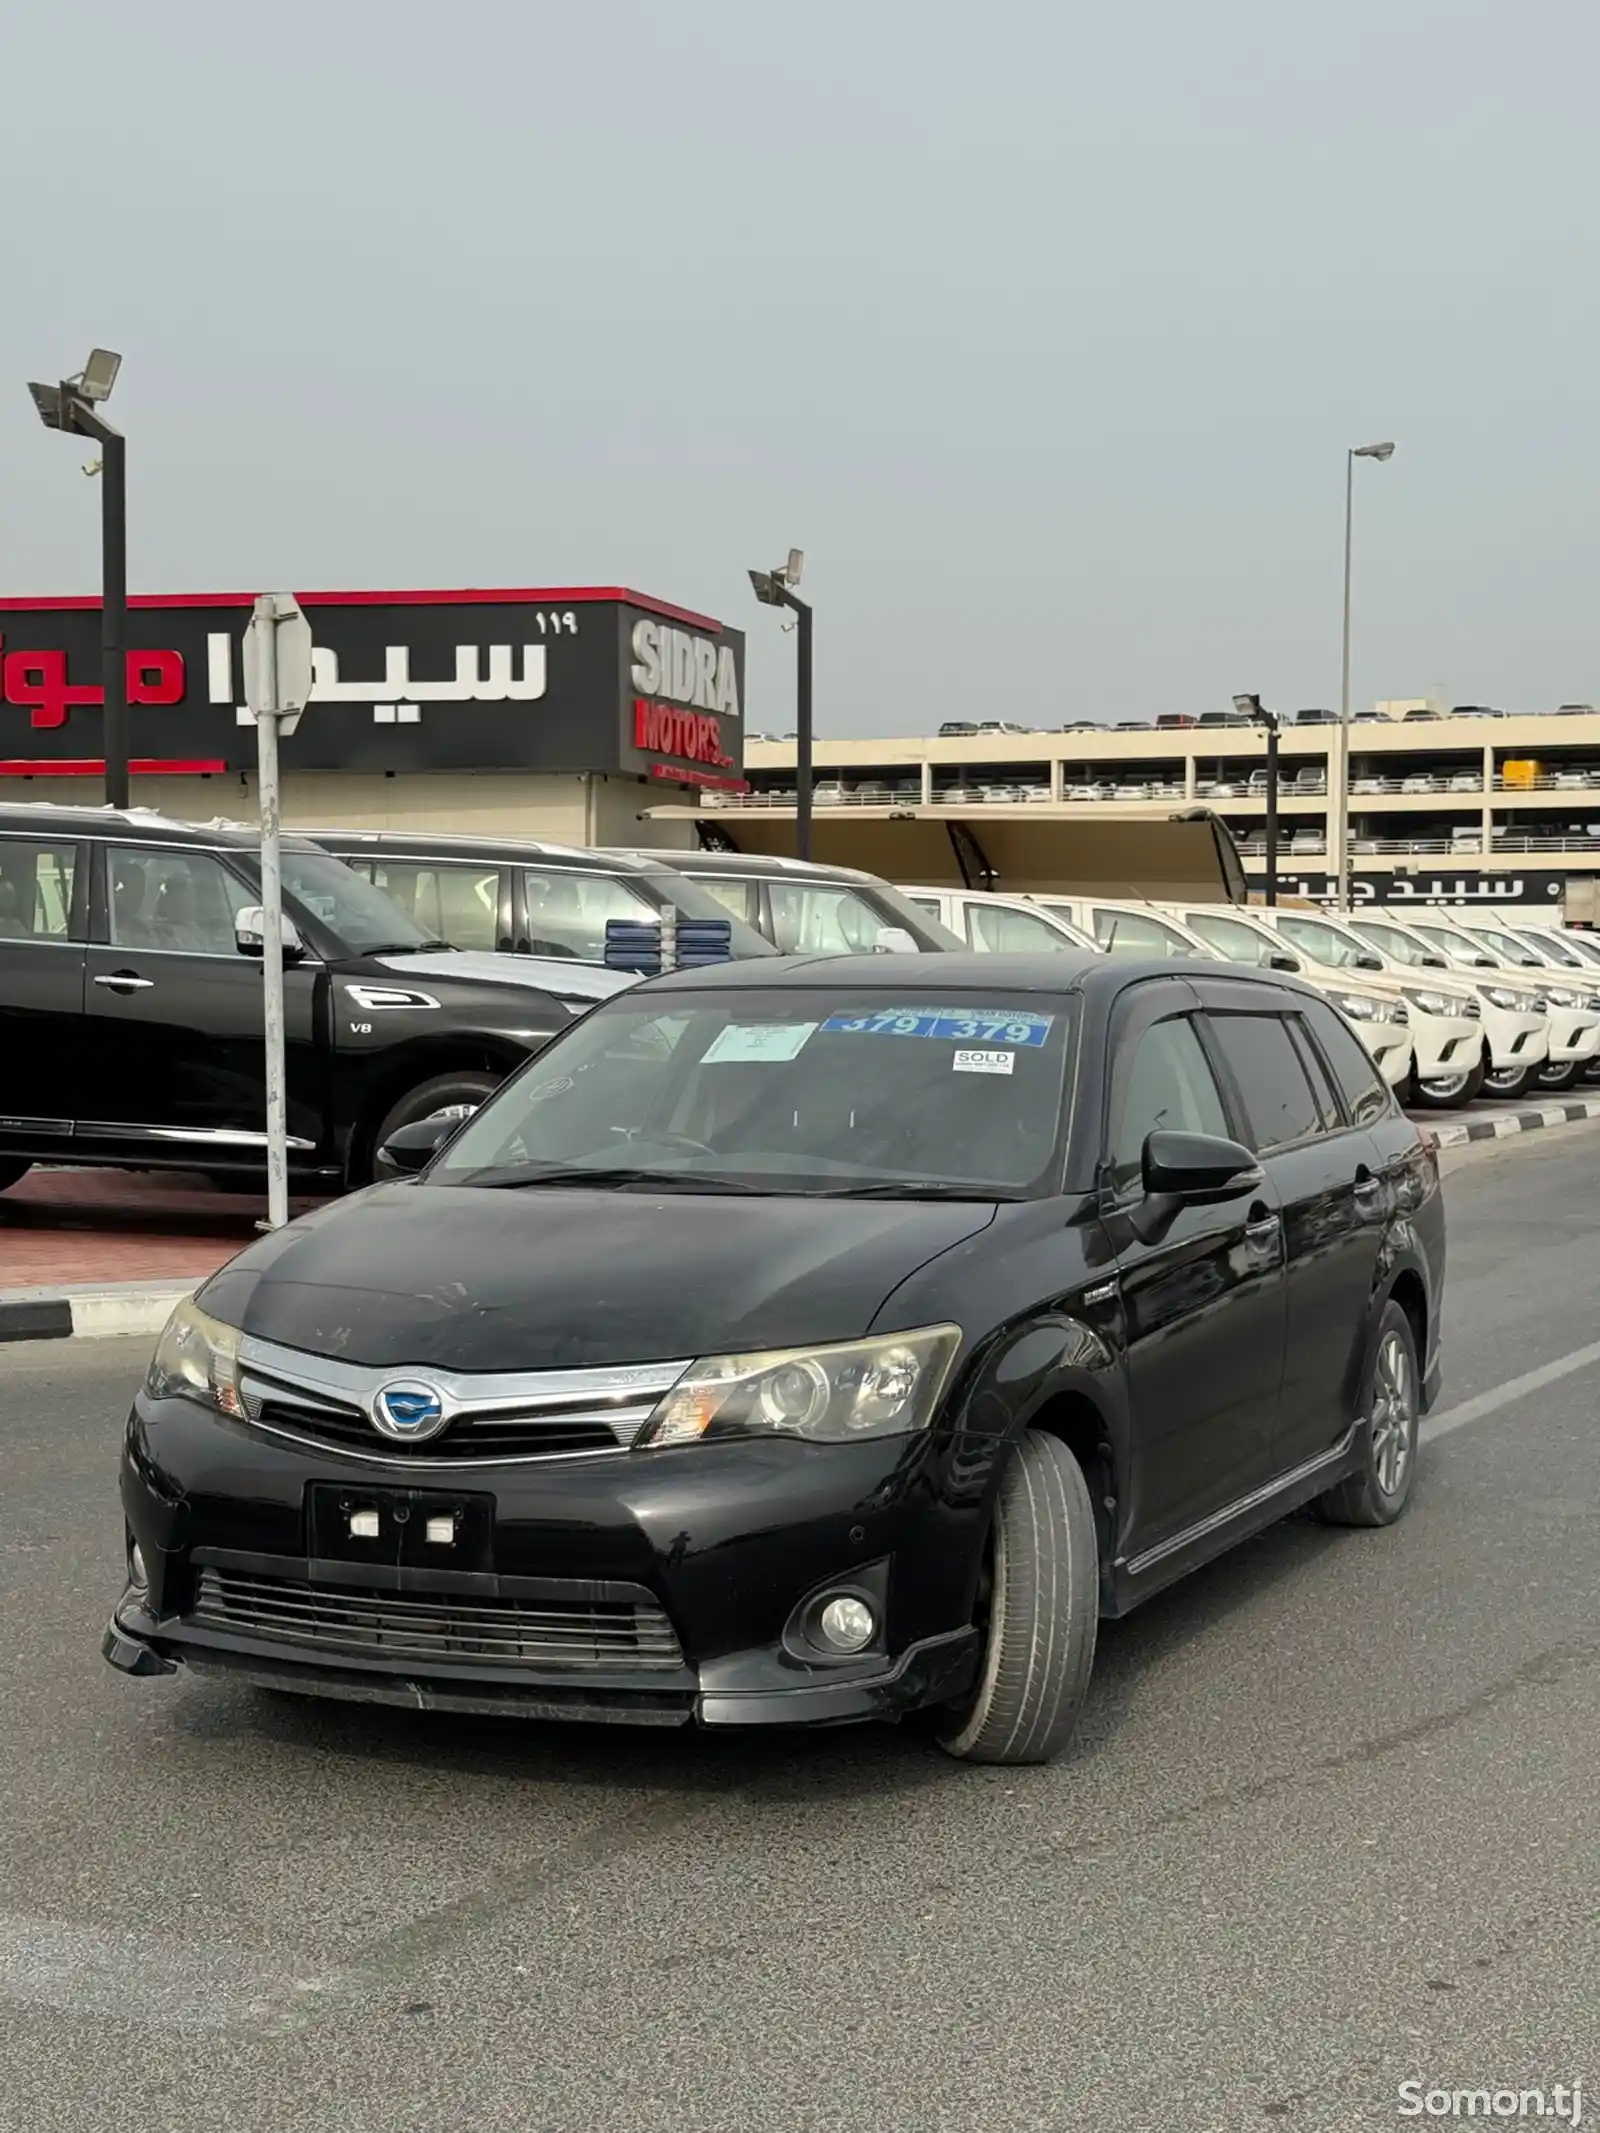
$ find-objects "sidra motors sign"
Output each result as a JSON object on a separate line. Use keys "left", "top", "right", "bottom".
{"left": 0, "top": 587, "right": 747, "bottom": 790}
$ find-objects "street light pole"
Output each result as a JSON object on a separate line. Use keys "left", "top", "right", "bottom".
{"left": 1335, "top": 440, "right": 1395, "bottom": 911}
{"left": 1234, "top": 694, "right": 1281, "bottom": 905}
{"left": 748, "top": 551, "right": 812, "bottom": 861}
{"left": 26, "top": 349, "right": 129, "bottom": 809}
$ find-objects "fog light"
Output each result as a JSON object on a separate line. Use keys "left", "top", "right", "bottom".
{"left": 128, "top": 1540, "right": 148, "bottom": 1592}
{"left": 817, "top": 1596, "right": 875, "bottom": 1652}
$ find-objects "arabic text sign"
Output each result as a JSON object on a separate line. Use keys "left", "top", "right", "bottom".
{"left": 1252, "top": 870, "right": 1568, "bottom": 910}
{"left": 0, "top": 592, "right": 745, "bottom": 782}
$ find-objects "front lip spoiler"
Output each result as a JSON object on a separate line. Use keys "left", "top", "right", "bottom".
{"left": 100, "top": 1613, "right": 980, "bottom": 1731}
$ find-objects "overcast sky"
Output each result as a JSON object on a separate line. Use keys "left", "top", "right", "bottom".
{"left": 2, "top": 0, "right": 1595, "bottom": 737}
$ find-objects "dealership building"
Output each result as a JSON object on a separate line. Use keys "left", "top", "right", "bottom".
{"left": 0, "top": 586, "right": 746, "bottom": 845}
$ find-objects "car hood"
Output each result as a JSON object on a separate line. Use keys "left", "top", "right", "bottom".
{"left": 372, "top": 951, "right": 633, "bottom": 1003}
{"left": 200, "top": 1184, "right": 997, "bottom": 1372}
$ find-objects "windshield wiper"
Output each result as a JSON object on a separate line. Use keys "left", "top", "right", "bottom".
{"left": 364, "top": 939, "right": 452, "bottom": 955}
{"left": 460, "top": 1165, "right": 771, "bottom": 1194}
{"left": 804, "top": 1181, "right": 1020, "bottom": 1201}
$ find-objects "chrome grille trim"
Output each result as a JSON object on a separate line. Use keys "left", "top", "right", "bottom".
{"left": 233, "top": 1336, "right": 690, "bottom": 1465}
{"left": 188, "top": 1569, "right": 685, "bottom": 1669}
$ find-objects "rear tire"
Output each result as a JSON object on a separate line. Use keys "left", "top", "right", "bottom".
{"left": 1481, "top": 1061, "right": 1542, "bottom": 1100}
{"left": 363, "top": 1070, "right": 500, "bottom": 1185}
{"left": 1315, "top": 1301, "right": 1419, "bottom": 1529}
{"left": 936, "top": 1429, "right": 1099, "bottom": 1767}
{"left": 0, "top": 1159, "right": 32, "bottom": 1194}
{"left": 1411, "top": 1057, "right": 1486, "bottom": 1109}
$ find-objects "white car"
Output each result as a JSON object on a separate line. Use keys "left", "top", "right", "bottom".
{"left": 1423, "top": 912, "right": 1600, "bottom": 1092}
{"left": 1158, "top": 903, "right": 1418, "bottom": 1096}
{"left": 1246, "top": 909, "right": 1496, "bottom": 1108}
{"left": 1031, "top": 895, "right": 1416, "bottom": 1093}
{"left": 898, "top": 886, "right": 1099, "bottom": 956}
{"left": 1345, "top": 912, "right": 1556, "bottom": 1100}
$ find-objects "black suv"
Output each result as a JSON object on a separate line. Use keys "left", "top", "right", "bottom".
{"left": 105, "top": 954, "right": 1443, "bottom": 1765}
{"left": 0, "top": 804, "right": 632, "bottom": 1195}
{"left": 309, "top": 830, "right": 777, "bottom": 965}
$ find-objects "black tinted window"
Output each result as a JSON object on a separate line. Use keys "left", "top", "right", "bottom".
{"left": 1285, "top": 1017, "right": 1343, "bottom": 1133}
{"left": 1109, "top": 1016, "right": 1229, "bottom": 1193}
{"left": 0, "top": 838, "right": 79, "bottom": 940}
{"left": 1206, "top": 1013, "right": 1324, "bottom": 1152}
{"left": 1301, "top": 997, "right": 1391, "bottom": 1127}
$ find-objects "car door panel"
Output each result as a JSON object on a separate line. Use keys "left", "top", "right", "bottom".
{"left": 0, "top": 834, "right": 88, "bottom": 1138}
{"left": 82, "top": 842, "right": 325, "bottom": 1156}
{"left": 1101, "top": 981, "right": 1288, "bottom": 1555}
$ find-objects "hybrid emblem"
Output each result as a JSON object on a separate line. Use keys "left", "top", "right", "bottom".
{"left": 371, "top": 1381, "right": 449, "bottom": 1443}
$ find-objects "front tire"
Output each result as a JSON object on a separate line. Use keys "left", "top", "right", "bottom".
{"left": 1315, "top": 1302, "right": 1420, "bottom": 1528}
{"left": 1411, "top": 1056, "right": 1486, "bottom": 1109}
{"left": 1481, "top": 1061, "right": 1542, "bottom": 1099}
{"left": 1536, "top": 1059, "right": 1581, "bottom": 1091}
{"left": 936, "top": 1430, "right": 1099, "bottom": 1767}
{"left": 0, "top": 1159, "right": 32, "bottom": 1194}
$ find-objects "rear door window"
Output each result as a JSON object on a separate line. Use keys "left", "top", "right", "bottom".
{"left": 365, "top": 861, "right": 500, "bottom": 951}
{"left": 1204, "top": 1012, "right": 1325, "bottom": 1153}
{"left": 1300, "top": 997, "right": 1392, "bottom": 1127}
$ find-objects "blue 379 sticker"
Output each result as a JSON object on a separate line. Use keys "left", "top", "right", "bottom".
{"left": 819, "top": 1008, "right": 1054, "bottom": 1047}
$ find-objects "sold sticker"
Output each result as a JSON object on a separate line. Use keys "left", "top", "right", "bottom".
{"left": 952, "top": 1049, "right": 1015, "bottom": 1075}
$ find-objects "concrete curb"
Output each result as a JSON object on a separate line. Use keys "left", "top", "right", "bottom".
{"left": 0, "top": 1280, "right": 194, "bottom": 1344}
{"left": 1429, "top": 1093, "right": 1600, "bottom": 1148}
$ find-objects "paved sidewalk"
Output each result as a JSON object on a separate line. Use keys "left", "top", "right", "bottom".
{"left": 0, "top": 1168, "right": 327, "bottom": 1292}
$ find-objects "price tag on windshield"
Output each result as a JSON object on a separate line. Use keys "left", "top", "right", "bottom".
{"left": 819, "top": 1008, "right": 1054, "bottom": 1047}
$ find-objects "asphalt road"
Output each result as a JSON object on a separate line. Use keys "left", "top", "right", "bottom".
{"left": 1, "top": 1130, "right": 1596, "bottom": 2133}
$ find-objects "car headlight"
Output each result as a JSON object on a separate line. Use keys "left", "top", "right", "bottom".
{"left": 1545, "top": 987, "right": 1585, "bottom": 1009}
{"left": 146, "top": 1297, "right": 246, "bottom": 1417}
{"left": 638, "top": 1326, "right": 962, "bottom": 1447}
{"left": 1336, "top": 993, "right": 1377, "bottom": 1021}
{"left": 1403, "top": 988, "right": 1460, "bottom": 1016}
{"left": 1481, "top": 985, "right": 1525, "bottom": 1011}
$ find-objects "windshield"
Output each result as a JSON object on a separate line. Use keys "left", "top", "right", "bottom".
{"left": 1522, "top": 929, "right": 1585, "bottom": 967}
{"left": 1463, "top": 922, "right": 1541, "bottom": 966}
{"left": 1410, "top": 922, "right": 1492, "bottom": 967}
{"left": 1089, "top": 907, "right": 1205, "bottom": 959}
{"left": 1182, "top": 911, "right": 1286, "bottom": 966}
{"left": 280, "top": 848, "right": 436, "bottom": 953}
{"left": 629, "top": 869, "right": 777, "bottom": 959}
{"left": 1347, "top": 918, "right": 1440, "bottom": 969}
{"left": 431, "top": 988, "right": 1077, "bottom": 1198}
{"left": 1270, "top": 913, "right": 1377, "bottom": 970}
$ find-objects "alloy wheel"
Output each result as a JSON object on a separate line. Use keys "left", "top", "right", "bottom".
{"left": 1369, "top": 1329, "right": 1416, "bottom": 1497}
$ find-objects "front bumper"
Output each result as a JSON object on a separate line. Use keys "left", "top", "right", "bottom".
{"left": 1543, "top": 1007, "right": 1600, "bottom": 1064}
{"left": 1476, "top": 1002, "right": 1549, "bottom": 1071}
{"left": 1407, "top": 1011, "right": 1486, "bottom": 1083}
{"left": 106, "top": 1394, "right": 987, "bottom": 1730}
{"left": 1360, "top": 1026, "right": 1413, "bottom": 1087}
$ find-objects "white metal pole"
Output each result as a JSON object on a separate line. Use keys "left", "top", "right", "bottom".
{"left": 1335, "top": 449, "right": 1355, "bottom": 911}
{"left": 257, "top": 614, "right": 289, "bottom": 1232}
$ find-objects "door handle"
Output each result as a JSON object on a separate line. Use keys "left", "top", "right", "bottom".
{"left": 1243, "top": 1215, "right": 1280, "bottom": 1244}
{"left": 94, "top": 972, "right": 154, "bottom": 993}
{"left": 1353, "top": 1167, "right": 1387, "bottom": 1217}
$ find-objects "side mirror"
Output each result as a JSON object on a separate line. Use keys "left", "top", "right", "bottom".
{"left": 1355, "top": 952, "right": 1384, "bottom": 971}
{"left": 235, "top": 905, "right": 307, "bottom": 962}
{"left": 1268, "top": 951, "right": 1302, "bottom": 972}
{"left": 874, "top": 927, "right": 921, "bottom": 954}
{"left": 1142, "top": 1129, "right": 1262, "bottom": 1202}
{"left": 1421, "top": 955, "right": 1448, "bottom": 968}
{"left": 374, "top": 1114, "right": 459, "bottom": 1181}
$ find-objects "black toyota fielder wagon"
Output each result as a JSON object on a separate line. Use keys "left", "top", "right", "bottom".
{"left": 105, "top": 953, "right": 1445, "bottom": 1765}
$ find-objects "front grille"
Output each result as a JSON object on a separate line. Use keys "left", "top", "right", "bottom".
{"left": 188, "top": 1569, "right": 685, "bottom": 1670}
{"left": 234, "top": 1342, "right": 688, "bottom": 1465}
{"left": 251, "top": 1395, "right": 636, "bottom": 1460}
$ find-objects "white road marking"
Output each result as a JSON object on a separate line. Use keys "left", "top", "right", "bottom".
{"left": 0, "top": 1914, "right": 330, "bottom": 2030}
{"left": 1422, "top": 1335, "right": 1600, "bottom": 1443}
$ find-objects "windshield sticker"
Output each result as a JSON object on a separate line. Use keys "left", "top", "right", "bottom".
{"left": 952, "top": 1049, "right": 1015, "bottom": 1076}
{"left": 820, "top": 1008, "right": 1054, "bottom": 1047}
{"left": 702, "top": 1022, "right": 818, "bottom": 1064}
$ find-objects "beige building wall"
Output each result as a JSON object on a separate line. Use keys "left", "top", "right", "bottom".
{"left": 8, "top": 770, "right": 700, "bottom": 849}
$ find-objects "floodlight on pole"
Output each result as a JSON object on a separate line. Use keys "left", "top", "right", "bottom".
{"left": 24, "top": 347, "right": 129, "bottom": 808}
{"left": 747, "top": 548, "right": 813, "bottom": 860}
